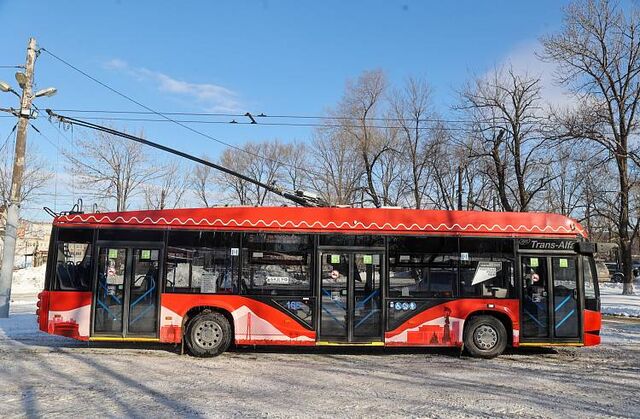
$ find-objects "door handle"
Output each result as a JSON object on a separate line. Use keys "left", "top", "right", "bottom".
{"left": 573, "top": 288, "right": 578, "bottom": 299}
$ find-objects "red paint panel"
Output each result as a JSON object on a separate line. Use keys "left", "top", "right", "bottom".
{"left": 583, "top": 309, "right": 601, "bottom": 347}
{"left": 159, "top": 325, "right": 182, "bottom": 343}
{"left": 54, "top": 207, "right": 585, "bottom": 238}
{"left": 161, "top": 294, "right": 315, "bottom": 343}
{"left": 48, "top": 320, "right": 82, "bottom": 340}
{"left": 583, "top": 332, "right": 601, "bottom": 346}
{"left": 162, "top": 293, "right": 238, "bottom": 316}
{"left": 37, "top": 291, "right": 50, "bottom": 332}
{"left": 583, "top": 309, "right": 601, "bottom": 333}
{"left": 47, "top": 291, "right": 92, "bottom": 311}
{"left": 386, "top": 299, "right": 519, "bottom": 347}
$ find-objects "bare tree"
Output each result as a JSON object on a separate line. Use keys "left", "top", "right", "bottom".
{"left": 216, "top": 147, "right": 253, "bottom": 205}
{"left": 337, "top": 69, "right": 391, "bottom": 207}
{"left": 0, "top": 144, "right": 52, "bottom": 263}
{"left": 143, "top": 160, "right": 189, "bottom": 210}
{"left": 191, "top": 156, "right": 217, "bottom": 207}
{"left": 542, "top": 0, "right": 640, "bottom": 294}
{"left": 0, "top": 144, "right": 52, "bottom": 216}
{"left": 281, "top": 142, "right": 309, "bottom": 193}
{"left": 426, "top": 124, "right": 460, "bottom": 210}
{"left": 375, "top": 126, "right": 406, "bottom": 207}
{"left": 542, "top": 144, "right": 590, "bottom": 217}
{"left": 458, "top": 67, "right": 554, "bottom": 212}
{"left": 390, "top": 77, "right": 435, "bottom": 209}
{"left": 309, "top": 128, "right": 363, "bottom": 206}
{"left": 215, "top": 140, "right": 293, "bottom": 206}
{"left": 70, "top": 129, "right": 159, "bottom": 212}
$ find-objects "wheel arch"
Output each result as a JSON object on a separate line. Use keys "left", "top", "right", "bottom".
{"left": 182, "top": 305, "right": 235, "bottom": 343}
{"left": 464, "top": 310, "right": 513, "bottom": 346}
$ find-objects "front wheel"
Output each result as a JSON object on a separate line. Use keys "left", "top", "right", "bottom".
{"left": 464, "top": 315, "right": 508, "bottom": 358}
{"left": 185, "top": 311, "right": 232, "bottom": 357}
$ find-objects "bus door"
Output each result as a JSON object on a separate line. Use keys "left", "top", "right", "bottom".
{"left": 93, "top": 245, "right": 162, "bottom": 337}
{"left": 520, "top": 255, "right": 581, "bottom": 342}
{"left": 318, "top": 251, "right": 383, "bottom": 343}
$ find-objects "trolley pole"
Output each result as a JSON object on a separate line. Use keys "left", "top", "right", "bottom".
{"left": 0, "top": 38, "right": 37, "bottom": 318}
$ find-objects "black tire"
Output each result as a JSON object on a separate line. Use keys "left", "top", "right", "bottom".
{"left": 612, "top": 273, "right": 624, "bottom": 283}
{"left": 464, "top": 315, "right": 508, "bottom": 359}
{"left": 185, "top": 311, "right": 232, "bottom": 357}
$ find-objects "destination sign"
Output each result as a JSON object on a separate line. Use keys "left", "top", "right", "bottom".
{"left": 517, "top": 238, "right": 577, "bottom": 251}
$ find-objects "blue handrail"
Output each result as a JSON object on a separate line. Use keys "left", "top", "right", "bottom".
{"left": 322, "top": 288, "right": 346, "bottom": 310}
{"left": 354, "top": 309, "right": 380, "bottom": 329}
{"left": 130, "top": 277, "right": 156, "bottom": 310}
{"left": 355, "top": 289, "right": 379, "bottom": 309}
{"left": 554, "top": 294, "right": 572, "bottom": 312}
{"left": 555, "top": 309, "right": 576, "bottom": 329}
{"left": 96, "top": 298, "right": 119, "bottom": 321}
{"left": 130, "top": 303, "right": 155, "bottom": 325}
{"left": 321, "top": 305, "right": 343, "bottom": 326}
{"left": 523, "top": 308, "right": 545, "bottom": 328}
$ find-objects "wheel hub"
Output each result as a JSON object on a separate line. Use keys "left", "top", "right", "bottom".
{"left": 473, "top": 324, "right": 498, "bottom": 350}
{"left": 194, "top": 320, "right": 222, "bottom": 349}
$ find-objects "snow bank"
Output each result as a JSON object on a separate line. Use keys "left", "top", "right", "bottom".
{"left": 11, "top": 265, "right": 46, "bottom": 295}
{"left": 600, "top": 280, "right": 640, "bottom": 317}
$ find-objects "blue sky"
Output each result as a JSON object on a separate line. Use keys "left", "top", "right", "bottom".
{"left": 0, "top": 0, "right": 572, "bottom": 218}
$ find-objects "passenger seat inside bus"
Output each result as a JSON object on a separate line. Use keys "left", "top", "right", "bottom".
{"left": 56, "top": 262, "right": 76, "bottom": 290}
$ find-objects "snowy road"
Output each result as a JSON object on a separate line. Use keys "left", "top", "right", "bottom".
{"left": 1, "top": 298, "right": 639, "bottom": 418}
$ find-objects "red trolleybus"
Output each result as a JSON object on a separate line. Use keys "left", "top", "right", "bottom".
{"left": 36, "top": 207, "right": 601, "bottom": 358}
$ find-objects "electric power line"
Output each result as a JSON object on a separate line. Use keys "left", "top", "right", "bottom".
{"left": 39, "top": 48, "right": 530, "bottom": 179}
{"left": 0, "top": 123, "right": 18, "bottom": 155}
{"left": 52, "top": 115, "right": 479, "bottom": 132}
{"left": 40, "top": 48, "right": 326, "bottom": 177}
{"left": 48, "top": 108, "right": 504, "bottom": 125}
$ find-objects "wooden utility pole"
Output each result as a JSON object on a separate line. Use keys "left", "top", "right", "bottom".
{"left": 0, "top": 38, "right": 37, "bottom": 318}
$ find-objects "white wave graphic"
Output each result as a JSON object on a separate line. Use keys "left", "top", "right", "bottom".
{"left": 57, "top": 213, "right": 582, "bottom": 235}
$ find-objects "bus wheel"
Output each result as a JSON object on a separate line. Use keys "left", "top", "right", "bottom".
{"left": 464, "top": 315, "right": 507, "bottom": 359}
{"left": 185, "top": 311, "right": 232, "bottom": 357}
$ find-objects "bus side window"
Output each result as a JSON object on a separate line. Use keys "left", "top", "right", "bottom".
{"left": 388, "top": 237, "right": 458, "bottom": 298}
{"left": 583, "top": 256, "right": 599, "bottom": 311}
{"left": 241, "top": 233, "right": 313, "bottom": 296}
{"left": 459, "top": 238, "right": 515, "bottom": 298}
{"left": 164, "top": 230, "right": 239, "bottom": 294}
{"left": 52, "top": 228, "right": 94, "bottom": 292}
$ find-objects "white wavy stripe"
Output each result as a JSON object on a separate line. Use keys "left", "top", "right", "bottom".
{"left": 58, "top": 214, "right": 582, "bottom": 235}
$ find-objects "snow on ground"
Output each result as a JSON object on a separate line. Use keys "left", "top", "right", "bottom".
{"left": 11, "top": 265, "right": 46, "bottom": 295}
{"left": 0, "top": 295, "right": 639, "bottom": 418}
{"left": 600, "top": 280, "right": 640, "bottom": 317}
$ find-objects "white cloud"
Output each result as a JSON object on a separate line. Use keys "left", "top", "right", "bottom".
{"left": 490, "top": 40, "right": 577, "bottom": 110}
{"left": 104, "top": 59, "right": 243, "bottom": 112}
{"left": 103, "top": 58, "right": 128, "bottom": 70}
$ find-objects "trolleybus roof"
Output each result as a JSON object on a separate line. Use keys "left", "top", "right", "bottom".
{"left": 52, "top": 207, "right": 587, "bottom": 238}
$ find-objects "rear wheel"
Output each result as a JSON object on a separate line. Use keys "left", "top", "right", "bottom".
{"left": 464, "top": 315, "right": 507, "bottom": 359}
{"left": 185, "top": 311, "right": 232, "bottom": 357}
{"left": 612, "top": 273, "right": 624, "bottom": 283}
